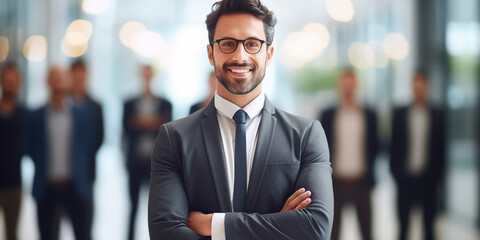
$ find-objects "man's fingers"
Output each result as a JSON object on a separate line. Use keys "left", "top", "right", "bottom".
{"left": 294, "top": 197, "right": 312, "bottom": 210}
{"left": 281, "top": 188, "right": 305, "bottom": 212}
{"left": 282, "top": 189, "right": 311, "bottom": 212}
{"left": 286, "top": 188, "right": 305, "bottom": 204}
{"left": 288, "top": 190, "right": 311, "bottom": 209}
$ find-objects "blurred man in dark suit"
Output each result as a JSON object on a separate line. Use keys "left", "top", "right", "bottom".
{"left": 189, "top": 71, "right": 217, "bottom": 114}
{"left": 0, "top": 63, "right": 25, "bottom": 240}
{"left": 320, "top": 69, "right": 378, "bottom": 240}
{"left": 26, "top": 66, "right": 96, "bottom": 240}
{"left": 122, "top": 65, "right": 172, "bottom": 240}
{"left": 71, "top": 59, "right": 104, "bottom": 236}
{"left": 390, "top": 70, "right": 445, "bottom": 240}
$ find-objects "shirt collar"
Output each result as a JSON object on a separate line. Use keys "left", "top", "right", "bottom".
{"left": 214, "top": 91, "right": 265, "bottom": 120}
{"left": 48, "top": 97, "right": 73, "bottom": 113}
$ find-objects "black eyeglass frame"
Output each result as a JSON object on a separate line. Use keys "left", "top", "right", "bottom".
{"left": 211, "top": 38, "right": 269, "bottom": 54}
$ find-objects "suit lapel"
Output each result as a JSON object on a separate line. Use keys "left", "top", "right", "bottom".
{"left": 244, "top": 98, "right": 277, "bottom": 212}
{"left": 201, "top": 100, "right": 232, "bottom": 212}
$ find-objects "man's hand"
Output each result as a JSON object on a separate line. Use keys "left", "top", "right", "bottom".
{"left": 187, "top": 188, "right": 310, "bottom": 235}
{"left": 187, "top": 211, "right": 213, "bottom": 236}
{"left": 281, "top": 188, "right": 312, "bottom": 212}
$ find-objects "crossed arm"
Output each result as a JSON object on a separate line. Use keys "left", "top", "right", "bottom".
{"left": 187, "top": 188, "right": 313, "bottom": 236}
{"left": 149, "top": 121, "right": 333, "bottom": 239}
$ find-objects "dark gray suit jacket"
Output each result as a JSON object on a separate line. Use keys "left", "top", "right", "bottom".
{"left": 148, "top": 97, "right": 333, "bottom": 240}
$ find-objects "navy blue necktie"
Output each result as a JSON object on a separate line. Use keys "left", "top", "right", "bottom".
{"left": 232, "top": 109, "right": 247, "bottom": 212}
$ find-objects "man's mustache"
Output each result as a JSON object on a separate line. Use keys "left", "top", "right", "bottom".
{"left": 223, "top": 62, "right": 256, "bottom": 70}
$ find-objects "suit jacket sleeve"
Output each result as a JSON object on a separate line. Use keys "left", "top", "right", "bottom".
{"left": 94, "top": 102, "right": 104, "bottom": 153}
{"left": 148, "top": 124, "right": 209, "bottom": 240}
{"left": 224, "top": 120, "right": 333, "bottom": 240}
{"left": 366, "top": 109, "right": 379, "bottom": 187}
{"left": 160, "top": 99, "right": 172, "bottom": 123}
{"left": 390, "top": 108, "right": 406, "bottom": 180}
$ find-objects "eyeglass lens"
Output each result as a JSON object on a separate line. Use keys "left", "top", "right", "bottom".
{"left": 219, "top": 39, "right": 262, "bottom": 54}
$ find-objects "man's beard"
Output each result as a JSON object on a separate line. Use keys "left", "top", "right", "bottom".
{"left": 215, "top": 62, "right": 265, "bottom": 95}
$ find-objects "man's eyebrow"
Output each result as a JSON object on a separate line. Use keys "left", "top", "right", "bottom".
{"left": 215, "top": 35, "right": 264, "bottom": 40}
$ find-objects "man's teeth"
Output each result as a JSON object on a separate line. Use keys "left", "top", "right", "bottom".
{"left": 231, "top": 69, "right": 250, "bottom": 73}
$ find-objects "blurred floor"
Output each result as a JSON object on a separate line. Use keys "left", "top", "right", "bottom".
{"left": 0, "top": 145, "right": 478, "bottom": 240}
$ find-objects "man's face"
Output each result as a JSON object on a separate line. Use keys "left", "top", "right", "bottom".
{"left": 48, "top": 67, "right": 71, "bottom": 93}
{"left": 413, "top": 74, "right": 428, "bottom": 104}
{"left": 338, "top": 72, "right": 356, "bottom": 100}
{"left": 1, "top": 68, "right": 21, "bottom": 95}
{"left": 72, "top": 66, "right": 86, "bottom": 93}
{"left": 207, "top": 13, "right": 274, "bottom": 95}
{"left": 142, "top": 66, "right": 153, "bottom": 81}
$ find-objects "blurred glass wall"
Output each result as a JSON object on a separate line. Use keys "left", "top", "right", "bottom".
{"left": 0, "top": 0, "right": 478, "bottom": 239}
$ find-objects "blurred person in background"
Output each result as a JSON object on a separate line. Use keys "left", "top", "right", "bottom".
{"left": 319, "top": 69, "right": 379, "bottom": 240}
{"left": 189, "top": 71, "right": 217, "bottom": 114}
{"left": 390, "top": 70, "right": 445, "bottom": 240}
{"left": 26, "top": 66, "right": 96, "bottom": 240}
{"left": 122, "top": 65, "right": 172, "bottom": 240}
{"left": 70, "top": 59, "right": 104, "bottom": 236}
{"left": 0, "top": 63, "right": 25, "bottom": 240}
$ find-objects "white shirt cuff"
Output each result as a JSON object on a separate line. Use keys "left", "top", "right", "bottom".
{"left": 211, "top": 213, "right": 226, "bottom": 240}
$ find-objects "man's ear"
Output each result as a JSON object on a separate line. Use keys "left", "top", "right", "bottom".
{"left": 265, "top": 45, "right": 274, "bottom": 67}
{"left": 207, "top": 44, "right": 214, "bottom": 66}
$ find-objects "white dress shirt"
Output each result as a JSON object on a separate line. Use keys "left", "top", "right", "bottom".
{"left": 407, "top": 105, "right": 430, "bottom": 176}
{"left": 333, "top": 107, "right": 366, "bottom": 179}
{"left": 47, "top": 102, "right": 73, "bottom": 182}
{"left": 211, "top": 92, "right": 264, "bottom": 240}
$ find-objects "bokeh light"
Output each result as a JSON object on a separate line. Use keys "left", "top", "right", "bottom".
{"left": 65, "top": 19, "right": 93, "bottom": 46}
{"left": 22, "top": 35, "right": 47, "bottom": 62}
{"left": 348, "top": 42, "right": 369, "bottom": 69}
{"left": 302, "top": 23, "right": 330, "bottom": 52}
{"left": 130, "top": 30, "right": 165, "bottom": 58}
{"left": 281, "top": 23, "right": 330, "bottom": 68}
{"left": 365, "top": 41, "right": 390, "bottom": 68}
{"left": 0, "top": 36, "right": 9, "bottom": 62}
{"left": 326, "top": 0, "right": 355, "bottom": 22}
{"left": 82, "top": 0, "right": 110, "bottom": 15}
{"left": 119, "top": 21, "right": 146, "bottom": 48}
{"left": 383, "top": 32, "right": 409, "bottom": 60}
{"left": 61, "top": 38, "right": 88, "bottom": 58}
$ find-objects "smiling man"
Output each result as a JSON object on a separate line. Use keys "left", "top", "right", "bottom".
{"left": 148, "top": 0, "right": 333, "bottom": 239}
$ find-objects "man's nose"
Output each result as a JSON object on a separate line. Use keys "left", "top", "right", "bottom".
{"left": 230, "top": 43, "right": 249, "bottom": 62}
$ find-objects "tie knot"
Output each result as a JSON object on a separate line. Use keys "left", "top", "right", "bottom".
{"left": 233, "top": 109, "right": 246, "bottom": 124}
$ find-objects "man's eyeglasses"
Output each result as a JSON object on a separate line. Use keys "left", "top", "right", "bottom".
{"left": 212, "top": 38, "right": 267, "bottom": 54}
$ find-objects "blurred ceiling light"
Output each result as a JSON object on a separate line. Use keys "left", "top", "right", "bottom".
{"left": 281, "top": 23, "right": 330, "bottom": 69}
{"left": 326, "top": 0, "right": 354, "bottom": 22}
{"left": 0, "top": 36, "right": 9, "bottom": 62}
{"left": 82, "top": 0, "right": 110, "bottom": 15}
{"left": 383, "top": 33, "right": 409, "bottom": 60}
{"left": 279, "top": 48, "right": 305, "bottom": 69}
{"left": 61, "top": 38, "right": 88, "bottom": 58}
{"left": 302, "top": 23, "right": 330, "bottom": 52}
{"left": 348, "top": 42, "right": 369, "bottom": 69}
{"left": 65, "top": 31, "right": 89, "bottom": 46}
{"left": 284, "top": 32, "right": 314, "bottom": 62}
{"left": 65, "top": 19, "right": 93, "bottom": 46}
{"left": 119, "top": 21, "right": 146, "bottom": 48}
{"left": 23, "top": 35, "right": 47, "bottom": 62}
{"left": 130, "top": 30, "right": 164, "bottom": 58}
{"left": 365, "top": 42, "right": 389, "bottom": 68}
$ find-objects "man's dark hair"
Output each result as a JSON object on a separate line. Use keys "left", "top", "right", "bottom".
{"left": 205, "top": 0, "right": 277, "bottom": 45}
{"left": 414, "top": 68, "right": 428, "bottom": 83}
{"left": 71, "top": 59, "right": 86, "bottom": 71}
